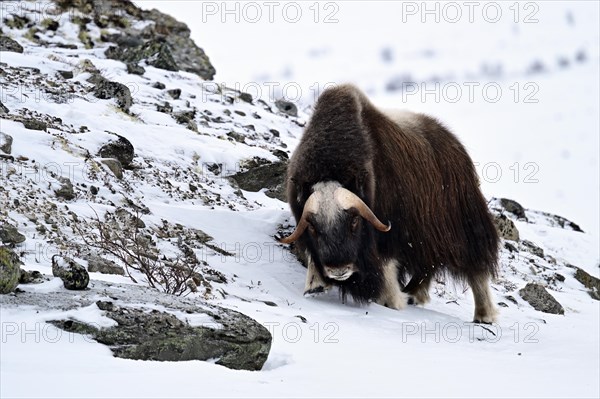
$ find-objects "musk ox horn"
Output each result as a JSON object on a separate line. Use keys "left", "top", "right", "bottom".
{"left": 279, "top": 192, "right": 321, "bottom": 244}
{"left": 279, "top": 187, "right": 391, "bottom": 244}
{"left": 334, "top": 187, "right": 391, "bottom": 232}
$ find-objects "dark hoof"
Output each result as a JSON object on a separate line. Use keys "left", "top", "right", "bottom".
{"left": 304, "top": 286, "right": 325, "bottom": 297}
{"left": 407, "top": 296, "right": 416, "bottom": 305}
{"left": 473, "top": 319, "right": 493, "bottom": 325}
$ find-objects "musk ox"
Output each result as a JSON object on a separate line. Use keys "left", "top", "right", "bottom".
{"left": 280, "top": 84, "right": 499, "bottom": 323}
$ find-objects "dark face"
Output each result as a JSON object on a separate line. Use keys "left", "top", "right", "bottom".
{"left": 306, "top": 208, "right": 363, "bottom": 281}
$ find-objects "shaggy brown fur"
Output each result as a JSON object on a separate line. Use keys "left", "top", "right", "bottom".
{"left": 285, "top": 84, "right": 499, "bottom": 322}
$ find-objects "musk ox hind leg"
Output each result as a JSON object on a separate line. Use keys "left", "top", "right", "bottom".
{"left": 468, "top": 272, "right": 497, "bottom": 324}
{"left": 376, "top": 260, "right": 408, "bottom": 310}
{"left": 304, "top": 252, "right": 331, "bottom": 296}
{"left": 403, "top": 274, "right": 433, "bottom": 306}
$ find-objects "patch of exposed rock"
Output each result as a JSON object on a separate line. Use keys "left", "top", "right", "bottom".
{"left": 1, "top": 279, "right": 271, "bottom": 370}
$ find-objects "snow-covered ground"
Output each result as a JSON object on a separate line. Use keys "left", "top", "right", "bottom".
{"left": 1, "top": 1, "right": 599, "bottom": 398}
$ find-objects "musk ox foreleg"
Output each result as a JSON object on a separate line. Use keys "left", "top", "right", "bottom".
{"left": 468, "top": 273, "right": 497, "bottom": 324}
{"left": 376, "top": 260, "right": 408, "bottom": 310}
{"left": 303, "top": 252, "right": 331, "bottom": 296}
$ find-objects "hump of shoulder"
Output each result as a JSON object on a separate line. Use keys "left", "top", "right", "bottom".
{"left": 314, "top": 84, "right": 365, "bottom": 114}
{"left": 380, "top": 109, "right": 424, "bottom": 131}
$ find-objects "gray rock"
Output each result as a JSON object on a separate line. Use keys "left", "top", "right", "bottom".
{"left": 239, "top": 92, "right": 253, "bottom": 103}
{"left": 519, "top": 283, "right": 564, "bottom": 315}
{"left": 156, "top": 102, "right": 173, "bottom": 113}
{"left": 0, "top": 224, "right": 26, "bottom": 245}
{"left": 19, "top": 269, "right": 46, "bottom": 284}
{"left": 55, "top": 177, "right": 75, "bottom": 200}
{"left": 87, "top": 253, "right": 125, "bottom": 276}
{"left": 0, "top": 248, "right": 21, "bottom": 294}
{"left": 275, "top": 99, "right": 298, "bottom": 117}
{"left": 22, "top": 118, "right": 47, "bottom": 131}
{"left": 500, "top": 198, "right": 527, "bottom": 220}
{"left": 126, "top": 62, "right": 145, "bottom": 75}
{"left": 493, "top": 214, "right": 519, "bottom": 241}
{"left": 100, "top": 158, "right": 124, "bottom": 179}
{"left": 51, "top": 255, "right": 89, "bottom": 290}
{"left": 0, "top": 35, "right": 24, "bottom": 53}
{"left": 152, "top": 82, "right": 166, "bottom": 90}
{"left": 57, "top": 70, "right": 74, "bottom": 79}
{"left": 1, "top": 279, "right": 271, "bottom": 370}
{"left": 521, "top": 240, "right": 544, "bottom": 258}
{"left": 167, "top": 88, "right": 181, "bottom": 100}
{"left": 106, "top": 39, "right": 178, "bottom": 72}
{"left": 98, "top": 135, "right": 134, "bottom": 167}
{"left": 230, "top": 161, "right": 288, "bottom": 202}
{"left": 0, "top": 132, "right": 13, "bottom": 154}
{"left": 573, "top": 267, "right": 600, "bottom": 300}
{"left": 91, "top": 75, "right": 132, "bottom": 112}
{"left": 0, "top": 101, "right": 8, "bottom": 114}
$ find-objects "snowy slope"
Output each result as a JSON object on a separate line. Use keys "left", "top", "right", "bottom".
{"left": 1, "top": 2, "right": 599, "bottom": 398}
{"left": 146, "top": 0, "right": 600, "bottom": 239}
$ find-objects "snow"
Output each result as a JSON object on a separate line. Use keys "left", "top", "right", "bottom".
{"left": 1, "top": 1, "right": 599, "bottom": 398}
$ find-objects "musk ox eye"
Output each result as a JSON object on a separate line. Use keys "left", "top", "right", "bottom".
{"left": 308, "top": 223, "right": 317, "bottom": 237}
{"left": 351, "top": 215, "right": 360, "bottom": 231}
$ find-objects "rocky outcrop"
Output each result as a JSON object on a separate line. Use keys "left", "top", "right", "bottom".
{"left": 1, "top": 279, "right": 271, "bottom": 370}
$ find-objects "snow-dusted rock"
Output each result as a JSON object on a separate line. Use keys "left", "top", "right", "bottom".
{"left": 52, "top": 255, "right": 89, "bottom": 290}
{"left": 519, "top": 283, "right": 565, "bottom": 315}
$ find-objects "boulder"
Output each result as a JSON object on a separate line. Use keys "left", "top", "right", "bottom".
{"left": 573, "top": 267, "right": 600, "bottom": 300}
{"left": 87, "top": 253, "right": 125, "bottom": 275}
{"left": 0, "top": 35, "right": 24, "bottom": 53}
{"left": 0, "top": 223, "right": 26, "bottom": 245}
{"left": 275, "top": 99, "right": 298, "bottom": 117}
{"left": 230, "top": 161, "right": 288, "bottom": 201}
{"left": 98, "top": 135, "right": 134, "bottom": 167}
{"left": 519, "top": 283, "right": 564, "bottom": 315}
{"left": 493, "top": 214, "right": 519, "bottom": 241}
{"left": 91, "top": 76, "right": 132, "bottom": 112}
{"left": 52, "top": 255, "right": 89, "bottom": 290}
{"left": 54, "top": 177, "right": 75, "bottom": 200}
{"left": 499, "top": 198, "right": 527, "bottom": 220}
{"left": 0, "top": 132, "right": 13, "bottom": 154}
{"left": 0, "top": 248, "right": 21, "bottom": 294}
